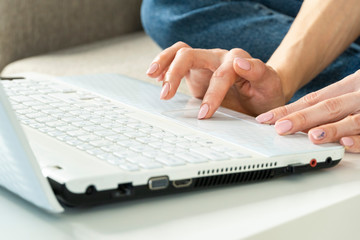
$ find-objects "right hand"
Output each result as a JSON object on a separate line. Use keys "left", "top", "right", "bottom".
{"left": 256, "top": 70, "right": 360, "bottom": 153}
{"left": 146, "top": 41, "right": 286, "bottom": 118}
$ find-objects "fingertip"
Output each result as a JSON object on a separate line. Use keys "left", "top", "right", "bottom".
{"left": 198, "top": 103, "right": 209, "bottom": 119}
{"left": 234, "top": 58, "right": 251, "bottom": 71}
{"left": 274, "top": 119, "right": 293, "bottom": 135}
{"left": 340, "top": 137, "right": 354, "bottom": 149}
{"left": 146, "top": 62, "right": 159, "bottom": 75}
{"left": 160, "top": 82, "right": 170, "bottom": 100}
{"left": 255, "top": 112, "right": 274, "bottom": 123}
{"left": 309, "top": 129, "right": 326, "bottom": 141}
{"left": 340, "top": 136, "right": 360, "bottom": 153}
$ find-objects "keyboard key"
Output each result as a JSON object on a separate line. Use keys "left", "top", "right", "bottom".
{"left": 78, "top": 134, "right": 102, "bottom": 142}
{"left": 190, "top": 148, "right": 229, "bottom": 161}
{"left": 89, "top": 139, "right": 113, "bottom": 147}
{"left": 226, "top": 151, "right": 250, "bottom": 159}
{"left": 119, "top": 163, "right": 139, "bottom": 171}
{"left": 156, "top": 156, "right": 185, "bottom": 166}
{"left": 86, "top": 148, "right": 106, "bottom": 156}
{"left": 97, "top": 153, "right": 126, "bottom": 164}
{"left": 138, "top": 161, "right": 163, "bottom": 169}
{"left": 48, "top": 130, "right": 66, "bottom": 137}
{"left": 126, "top": 155, "right": 154, "bottom": 164}
{"left": 105, "top": 135, "right": 129, "bottom": 142}
{"left": 124, "top": 132, "right": 146, "bottom": 139}
{"left": 176, "top": 152, "right": 208, "bottom": 163}
{"left": 129, "top": 145, "right": 155, "bottom": 153}
{"left": 76, "top": 143, "right": 95, "bottom": 151}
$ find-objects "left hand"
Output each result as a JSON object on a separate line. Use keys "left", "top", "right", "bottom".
{"left": 146, "top": 41, "right": 286, "bottom": 118}
{"left": 256, "top": 70, "right": 360, "bottom": 153}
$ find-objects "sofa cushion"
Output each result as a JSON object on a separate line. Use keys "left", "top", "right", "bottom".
{"left": 1, "top": 32, "right": 191, "bottom": 95}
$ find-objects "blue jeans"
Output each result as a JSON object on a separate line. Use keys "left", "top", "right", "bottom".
{"left": 141, "top": 0, "right": 360, "bottom": 102}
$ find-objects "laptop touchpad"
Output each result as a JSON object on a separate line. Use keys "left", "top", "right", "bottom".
{"left": 162, "top": 108, "right": 246, "bottom": 132}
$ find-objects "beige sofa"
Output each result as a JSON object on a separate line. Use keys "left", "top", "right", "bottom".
{"left": 0, "top": 0, "right": 189, "bottom": 93}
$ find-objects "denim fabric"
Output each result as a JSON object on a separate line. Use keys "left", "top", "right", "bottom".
{"left": 141, "top": 0, "right": 360, "bottom": 102}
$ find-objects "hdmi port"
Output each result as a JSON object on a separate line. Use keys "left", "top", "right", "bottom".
{"left": 172, "top": 179, "right": 193, "bottom": 188}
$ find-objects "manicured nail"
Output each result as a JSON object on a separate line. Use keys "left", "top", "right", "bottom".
{"left": 275, "top": 120, "right": 293, "bottom": 134}
{"left": 340, "top": 137, "right": 354, "bottom": 147}
{"left": 198, "top": 104, "right": 209, "bottom": 119}
{"left": 310, "top": 129, "right": 326, "bottom": 140}
{"left": 235, "top": 58, "right": 251, "bottom": 71}
{"left": 255, "top": 112, "right": 274, "bottom": 123}
{"left": 160, "top": 82, "right": 170, "bottom": 99}
{"left": 146, "top": 62, "right": 159, "bottom": 75}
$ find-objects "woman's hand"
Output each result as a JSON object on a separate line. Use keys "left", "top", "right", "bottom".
{"left": 146, "top": 41, "right": 286, "bottom": 118}
{"left": 256, "top": 70, "right": 360, "bottom": 153}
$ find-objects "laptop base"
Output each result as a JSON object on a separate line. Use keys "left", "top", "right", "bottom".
{"left": 49, "top": 159, "right": 340, "bottom": 208}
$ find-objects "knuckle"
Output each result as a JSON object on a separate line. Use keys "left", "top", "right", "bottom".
{"left": 274, "top": 105, "right": 290, "bottom": 118}
{"left": 325, "top": 125, "right": 338, "bottom": 139}
{"left": 229, "top": 48, "right": 245, "bottom": 56}
{"left": 323, "top": 98, "right": 342, "bottom": 117}
{"left": 175, "top": 41, "right": 190, "bottom": 48}
{"left": 212, "top": 68, "right": 227, "bottom": 79}
{"left": 253, "top": 58, "right": 266, "bottom": 75}
{"left": 211, "top": 48, "right": 227, "bottom": 56}
{"left": 291, "top": 111, "right": 308, "bottom": 126}
{"left": 301, "top": 91, "right": 320, "bottom": 106}
{"left": 351, "top": 115, "right": 360, "bottom": 130}
{"left": 176, "top": 47, "right": 192, "bottom": 57}
{"left": 354, "top": 69, "right": 360, "bottom": 77}
{"left": 165, "top": 69, "right": 182, "bottom": 81}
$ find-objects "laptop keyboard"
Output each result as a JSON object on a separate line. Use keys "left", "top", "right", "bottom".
{"left": 1, "top": 79, "right": 249, "bottom": 171}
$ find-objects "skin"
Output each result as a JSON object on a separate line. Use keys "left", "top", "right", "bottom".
{"left": 256, "top": 70, "right": 360, "bottom": 153}
{"left": 146, "top": 0, "right": 360, "bottom": 152}
{"left": 146, "top": 42, "right": 285, "bottom": 117}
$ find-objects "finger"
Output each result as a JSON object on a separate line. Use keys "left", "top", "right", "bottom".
{"left": 233, "top": 58, "right": 266, "bottom": 84}
{"left": 157, "top": 67, "right": 168, "bottom": 82}
{"left": 185, "top": 69, "right": 213, "bottom": 99}
{"left": 256, "top": 71, "right": 359, "bottom": 124}
{"left": 198, "top": 60, "right": 237, "bottom": 119}
{"left": 308, "top": 114, "right": 360, "bottom": 144}
{"left": 146, "top": 41, "right": 190, "bottom": 77}
{"left": 340, "top": 136, "right": 360, "bottom": 153}
{"left": 197, "top": 49, "right": 252, "bottom": 119}
{"left": 161, "top": 48, "right": 223, "bottom": 100}
{"left": 273, "top": 92, "right": 360, "bottom": 135}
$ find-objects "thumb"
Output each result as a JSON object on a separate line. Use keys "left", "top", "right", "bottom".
{"left": 233, "top": 57, "right": 266, "bottom": 83}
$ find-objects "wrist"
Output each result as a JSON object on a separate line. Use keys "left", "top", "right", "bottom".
{"left": 267, "top": 60, "right": 300, "bottom": 103}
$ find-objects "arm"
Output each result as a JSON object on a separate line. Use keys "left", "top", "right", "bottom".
{"left": 268, "top": 0, "right": 360, "bottom": 102}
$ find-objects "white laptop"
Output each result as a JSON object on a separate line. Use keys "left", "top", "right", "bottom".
{"left": 0, "top": 72, "right": 344, "bottom": 213}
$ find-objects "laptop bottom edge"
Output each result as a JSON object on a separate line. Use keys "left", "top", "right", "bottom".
{"left": 48, "top": 159, "right": 341, "bottom": 208}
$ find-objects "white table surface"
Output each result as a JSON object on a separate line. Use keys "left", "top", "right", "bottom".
{"left": 1, "top": 153, "right": 360, "bottom": 240}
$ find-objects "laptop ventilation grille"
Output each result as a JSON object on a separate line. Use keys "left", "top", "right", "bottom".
{"left": 197, "top": 162, "right": 277, "bottom": 176}
{"left": 193, "top": 169, "right": 275, "bottom": 188}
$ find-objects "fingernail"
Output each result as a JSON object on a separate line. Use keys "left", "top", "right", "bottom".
{"left": 160, "top": 82, "right": 170, "bottom": 99}
{"left": 146, "top": 62, "right": 159, "bottom": 75}
{"left": 275, "top": 120, "right": 293, "bottom": 134}
{"left": 198, "top": 104, "right": 209, "bottom": 119}
{"left": 310, "top": 129, "right": 326, "bottom": 140}
{"left": 255, "top": 112, "right": 274, "bottom": 123}
{"left": 235, "top": 58, "right": 251, "bottom": 71}
{"left": 340, "top": 137, "right": 354, "bottom": 147}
